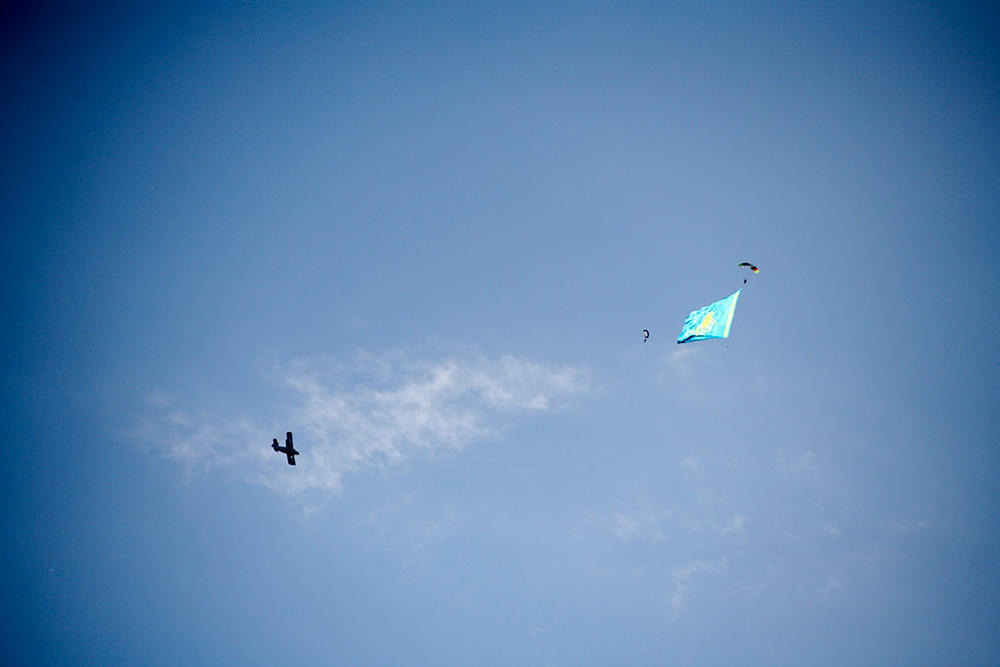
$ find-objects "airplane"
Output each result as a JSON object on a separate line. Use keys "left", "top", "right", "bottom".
{"left": 271, "top": 431, "right": 300, "bottom": 466}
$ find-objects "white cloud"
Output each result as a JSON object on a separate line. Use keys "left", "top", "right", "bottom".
{"left": 720, "top": 514, "right": 747, "bottom": 535}
{"left": 819, "top": 578, "right": 844, "bottom": 598}
{"left": 885, "top": 518, "right": 932, "bottom": 535}
{"left": 665, "top": 346, "right": 699, "bottom": 375}
{"left": 134, "top": 351, "right": 589, "bottom": 497}
{"left": 590, "top": 487, "right": 749, "bottom": 547}
{"left": 669, "top": 558, "right": 724, "bottom": 619}
{"left": 776, "top": 449, "right": 818, "bottom": 480}
{"left": 609, "top": 509, "right": 667, "bottom": 542}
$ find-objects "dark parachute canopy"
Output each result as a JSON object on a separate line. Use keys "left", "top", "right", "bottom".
{"left": 738, "top": 262, "right": 759, "bottom": 284}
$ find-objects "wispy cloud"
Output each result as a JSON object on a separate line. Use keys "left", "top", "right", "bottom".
{"left": 134, "top": 351, "right": 589, "bottom": 497}
{"left": 669, "top": 558, "right": 725, "bottom": 619}
{"left": 819, "top": 578, "right": 844, "bottom": 598}
{"left": 609, "top": 508, "right": 668, "bottom": 542}
{"left": 776, "top": 449, "right": 819, "bottom": 480}
{"left": 592, "top": 498, "right": 748, "bottom": 544}
{"left": 665, "top": 345, "right": 700, "bottom": 376}
{"left": 720, "top": 514, "right": 747, "bottom": 535}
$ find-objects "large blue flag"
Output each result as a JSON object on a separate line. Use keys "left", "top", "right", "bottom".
{"left": 677, "top": 290, "right": 741, "bottom": 343}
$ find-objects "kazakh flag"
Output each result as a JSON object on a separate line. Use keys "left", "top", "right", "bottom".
{"left": 677, "top": 290, "right": 741, "bottom": 343}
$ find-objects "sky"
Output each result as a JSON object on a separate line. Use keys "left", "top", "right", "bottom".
{"left": 2, "top": 1, "right": 999, "bottom": 664}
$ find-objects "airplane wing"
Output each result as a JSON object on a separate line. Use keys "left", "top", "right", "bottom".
{"left": 285, "top": 432, "right": 296, "bottom": 465}
{"left": 286, "top": 451, "right": 296, "bottom": 465}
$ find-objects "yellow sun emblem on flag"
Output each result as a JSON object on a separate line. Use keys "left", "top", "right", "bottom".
{"left": 694, "top": 311, "right": 715, "bottom": 335}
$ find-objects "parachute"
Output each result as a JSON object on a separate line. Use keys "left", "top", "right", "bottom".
{"left": 738, "top": 262, "right": 759, "bottom": 284}
{"left": 642, "top": 329, "right": 650, "bottom": 343}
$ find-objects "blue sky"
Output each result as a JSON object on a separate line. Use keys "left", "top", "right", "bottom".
{"left": 3, "top": 1, "right": 999, "bottom": 664}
